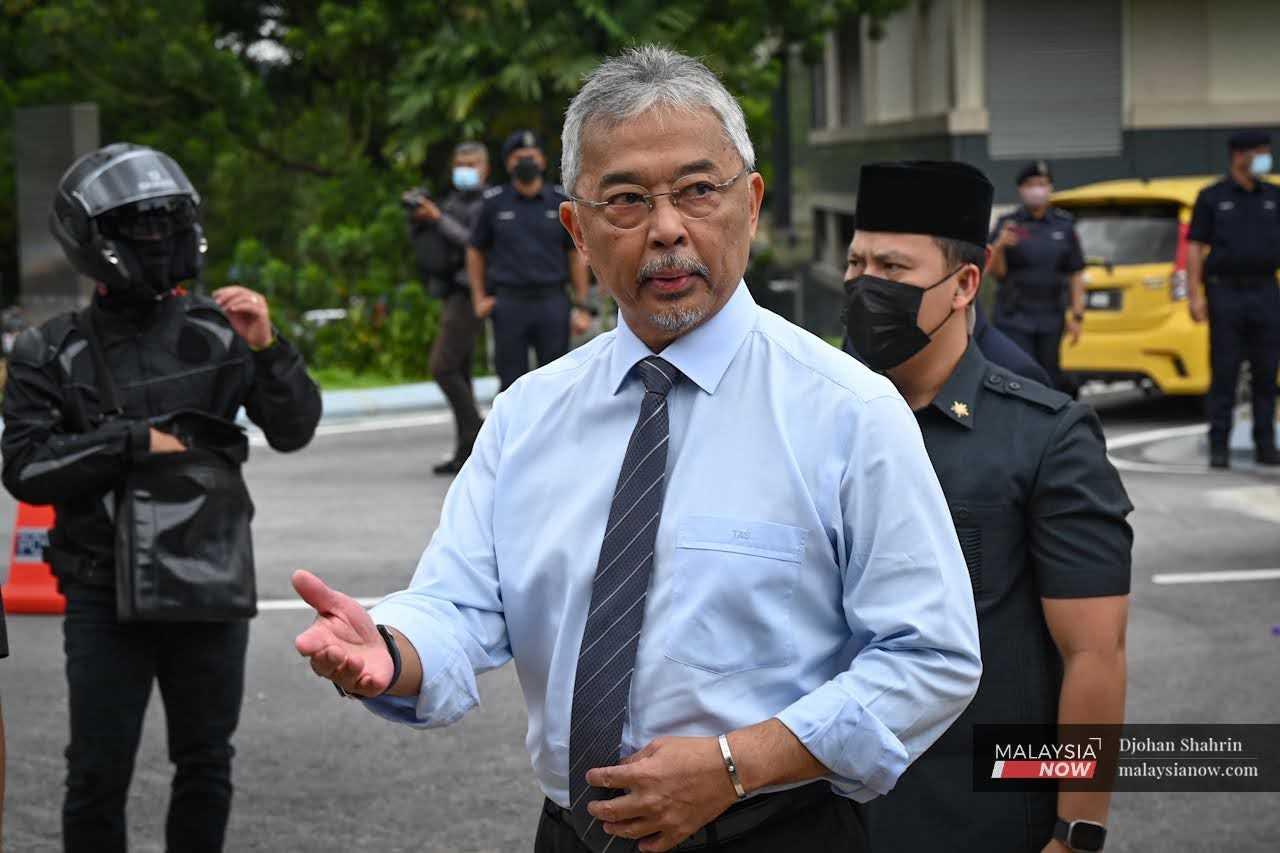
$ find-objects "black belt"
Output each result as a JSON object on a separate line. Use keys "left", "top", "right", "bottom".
{"left": 495, "top": 283, "right": 565, "bottom": 299}
{"left": 1207, "top": 274, "right": 1276, "bottom": 288}
{"left": 542, "top": 780, "right": 834, "bottom": 849}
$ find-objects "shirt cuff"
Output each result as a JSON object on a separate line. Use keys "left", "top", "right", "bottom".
{"left": 359, "top": 595, "right": 480, "bottom": 728}
{"left": 774, "top": 684, "right": 910, "bottom": 801}
{"left": 127, "top": 419, "right": 151, "bottom": 460}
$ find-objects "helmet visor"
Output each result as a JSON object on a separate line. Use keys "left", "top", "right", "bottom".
{"left": 71, "top": 149, "right": 200, "bottom": 217}
{"left": 96, "top": 196, "right": 198, "bottom": 242}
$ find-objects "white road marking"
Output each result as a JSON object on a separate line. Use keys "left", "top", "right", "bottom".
{"left": 248, "top": 410, "right": 460, "bottom": 446}
{"left": 256, "top": 596, "right": 387, "bottom": 611}
{"left": 1105, "top": 424, "right": 1210, "bottom": 475}
{"left": 1151, "top": 569, "right": 1280, "bottom": 585}
{"left": 1207, "top": 485, "right": 1280, "bottom": 525}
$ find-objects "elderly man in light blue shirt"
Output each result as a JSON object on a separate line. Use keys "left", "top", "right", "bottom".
{"left": 293, "top": 45, "right": 980, "bottom": 853}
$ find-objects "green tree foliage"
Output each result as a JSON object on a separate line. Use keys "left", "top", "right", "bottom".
{"left": 1, "top": 0, "right": 902, "bottom": 378}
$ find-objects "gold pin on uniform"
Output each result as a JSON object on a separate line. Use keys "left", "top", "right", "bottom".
{"left": 951, "top": 401, "right": 970, "bottom": 419}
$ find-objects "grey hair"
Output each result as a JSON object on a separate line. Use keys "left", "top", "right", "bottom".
{"left": 453, "top": 141, "right": 488, "bottom": 161}
{"left": 560, "top": 45, "right": 755, "bottom": 194}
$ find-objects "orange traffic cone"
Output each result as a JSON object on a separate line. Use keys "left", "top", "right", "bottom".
{"left": 2, "top": 502, "right": 66, "bottom": 614}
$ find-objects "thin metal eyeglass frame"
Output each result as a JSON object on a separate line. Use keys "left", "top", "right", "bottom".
{"left": 568, "top": 166, "right": 752, "bottom": 227}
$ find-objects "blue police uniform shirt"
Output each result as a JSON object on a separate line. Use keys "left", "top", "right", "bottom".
{"left": 1188, "top": 176, "right": 1280, "bottom": 276}
{"left": 971, "top": 301, "right": 1053, "bottom": 386}
{"left": 989, "top": 207, "right": 1085, "bottom": 331}
{"left": 363, "top": 282, "right": 982, "bottom": 807}
{"left": 469, "top": 182, "right": 576, "bottom": 289}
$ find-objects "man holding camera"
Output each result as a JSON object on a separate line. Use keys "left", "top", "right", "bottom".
{"left": 405, "top": 142, "right": 490, "bottom": 474}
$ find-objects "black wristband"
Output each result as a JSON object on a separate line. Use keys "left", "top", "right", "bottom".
{"left": 376, "top": 623, "right": 403, "bottom": 693}
{"left": 332, "top": 624, "right": 403, "bottom": 700}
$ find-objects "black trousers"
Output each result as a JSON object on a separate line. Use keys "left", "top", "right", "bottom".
{"left": 429, "top": 288, "right": 484, "bottom": 457}
{"left": 533, "top": 793, "right": 865, "bottom": 853}
{"left": 492, "top": 288, "right": 570, "bottom": 391}
{"left": 998, "top": 318, "right": 1071, "bottom": 394}
{"left": 1206, "top": 283, "right": 1280, "bottom": 450}
{"left": 61, "top": 582, "right": 249, "bottom": 853}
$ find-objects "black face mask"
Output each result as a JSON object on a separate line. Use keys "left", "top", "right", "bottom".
{"left": 843, "top": 267, "right": 961, "bottom": 371}
{"left": 512, "top": 156, "right": 542, "bottom": 183}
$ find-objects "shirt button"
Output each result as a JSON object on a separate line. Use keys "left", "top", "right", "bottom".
{"left": 956, "top": 507, "right": 971, "bottom": 520}
{"left": 988, "top": 374, "right": 1003, "bottom": 385}
{"left": 1008, "top": 380, "right": 1022, "bottom": 391}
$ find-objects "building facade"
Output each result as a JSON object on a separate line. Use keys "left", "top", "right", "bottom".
{"left": 774, "top": 0, "right": 1280, "bottom": 337}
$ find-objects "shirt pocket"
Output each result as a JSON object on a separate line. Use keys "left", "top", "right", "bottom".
{"left": 663, "top": 515, "right": 806, "bottom": 676}
{"left": 949, "top": 501, "right": 1022, "bottom": 607}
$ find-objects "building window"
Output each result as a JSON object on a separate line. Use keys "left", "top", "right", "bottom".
{"left": 837, "top": 16, "right": 863, "bottom": 128}
{"left": 810, "top": 62, "right": 829, "bottom": 130}
{"left": 813, "top": 209, "right": 829, "bottom": 264}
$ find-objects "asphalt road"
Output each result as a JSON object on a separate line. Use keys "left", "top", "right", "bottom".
{"left": 2, "top": 391, "right": 1278, "bottom": 852}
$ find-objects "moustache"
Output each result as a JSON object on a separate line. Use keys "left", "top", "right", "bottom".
{"left": 636, "top": 254, "right": 710, "bottom": 286}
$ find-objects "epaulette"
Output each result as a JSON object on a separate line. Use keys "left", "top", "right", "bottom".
{"left": 483, "top": 185, "right": 505, "bottom": 199}
{"left": 1049, "top": 207, "right": 1075, "bottom": 222}
{"left": 983, "top": 367, "right": 1071, "bottom": 413}
{"left": 552, "top": 184, "right": 568, "bottom": 197}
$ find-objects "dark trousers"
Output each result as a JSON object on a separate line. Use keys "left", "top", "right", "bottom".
{"left": 533, "top": 792, "right": 865, "bottom": 853}
{"left": 429, "top": 288, "right": 484, "bottom": 457}
{"left": 1207, "top": 283, "right": 1280, "bottom": 450}
{"left": 491, "top": 288, "right": 570, "bottom": 391}
{"left": 62, "top": 583, "right": 249, "bottom": 853}
{"left": 998, "top": 319, "right": 1070, "bottom": 393}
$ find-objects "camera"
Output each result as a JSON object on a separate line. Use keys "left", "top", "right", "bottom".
{"left": 401, "top": 188, "right": 430, "bottom": 211}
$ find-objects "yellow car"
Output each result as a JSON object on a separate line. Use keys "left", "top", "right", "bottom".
{"left": 1050, "top": 175, "right": 1276, "bottom": 396}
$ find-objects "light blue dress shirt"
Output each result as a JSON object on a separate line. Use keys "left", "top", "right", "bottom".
{"left": 366, "top": 282, "right": 981, "bottom": 806}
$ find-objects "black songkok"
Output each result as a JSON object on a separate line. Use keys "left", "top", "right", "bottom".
{"left": 854, "top": 160, "right": 995, "bottom": 248}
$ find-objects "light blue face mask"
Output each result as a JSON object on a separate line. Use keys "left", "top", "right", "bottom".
{"left": 452, "top": 166, "right": 481, "bottom": 190}
{"left": 1251, "top": 152, "right": 1272, "bottom": 176}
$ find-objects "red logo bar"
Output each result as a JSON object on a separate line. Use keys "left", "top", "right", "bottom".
{"left": 991, "top": 760, "right": 1098, "bottom": 780}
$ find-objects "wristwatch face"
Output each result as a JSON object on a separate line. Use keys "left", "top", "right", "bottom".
{"left": 1069, "top": 821, "right": 1106, "bottom": 850}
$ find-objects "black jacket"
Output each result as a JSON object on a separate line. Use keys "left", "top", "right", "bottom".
{"left": 408, "top": 187, "right": 487, "bottom": 295}
{"left": 1, "top": 293, "right": 321, "bottom": 570}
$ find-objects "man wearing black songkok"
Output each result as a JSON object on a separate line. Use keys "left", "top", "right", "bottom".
{"left": 842, "top": 161, "right": 1133, "bottom": 853}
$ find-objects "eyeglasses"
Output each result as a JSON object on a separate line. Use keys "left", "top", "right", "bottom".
{"left": 570, "top": 167, "right": 751, "bottom": 230}
{"left": 96, "top": 196, "right": 197, "bottom": 242}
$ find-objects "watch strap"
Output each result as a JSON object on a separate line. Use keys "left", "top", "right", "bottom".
{"left": 1054, "top": 817, "right": 1107, "bottom": 851}
{"left": 332, "top": 624, "right": 403, "bottom": 699}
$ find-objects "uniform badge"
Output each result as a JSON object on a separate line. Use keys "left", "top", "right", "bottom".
{"left": 950, "top": 401, "right": 971, "bottom": 419}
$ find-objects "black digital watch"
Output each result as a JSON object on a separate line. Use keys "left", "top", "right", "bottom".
{"left": 1054, "top": 818, "right": 1107, "bottom": 851}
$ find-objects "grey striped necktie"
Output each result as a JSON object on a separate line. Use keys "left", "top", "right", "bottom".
{"left": 567, "top": 355, "right": 680, "bottom": 852}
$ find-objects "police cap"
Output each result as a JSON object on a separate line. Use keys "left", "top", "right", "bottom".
{"left": 1015, "top": 159, "right": 1052, "bottom": 186}
{"left": 502, "top": 129, "right": 542, "bottom": 161}
{"left": 1228, "top": 129, "right": 1271, "bottom": 152}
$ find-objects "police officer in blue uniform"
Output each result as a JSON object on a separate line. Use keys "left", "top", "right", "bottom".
{"left": 1187, "top": 129, "right": 1280, "bottom": 468}
{"left": 972, "top": 300, "right": 1052, "bottom": 386}
{"left": 988, "top": 161, "right": 1087, "bottom": 393}
{"left": 844, "top": 160, "right": 1131, "bottom": 853}
{"left": 468, "top": 130, "right": 591, "bottom": 390}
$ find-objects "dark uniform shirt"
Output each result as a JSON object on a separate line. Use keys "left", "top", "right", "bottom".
{"left": 972, "top": 300, "right": 1053, "bottom": 386}
{"left": 1188, "top": 176, "right": 1280, "bottom": 276}
{"left": 0, "top": 591, "right": 7, "bottom": 657}
{"left": 990, "top": 207, "right": 1086, "bottom": 330}
{"left": 862, "top": 342, "right": 1132, "bottom": 853}
{"left": 469, "top": 182, "right": 575, "bottom": 290}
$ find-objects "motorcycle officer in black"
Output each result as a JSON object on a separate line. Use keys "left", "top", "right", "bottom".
{"left": 1, "top": 142, "right": 321, "bottom": 852}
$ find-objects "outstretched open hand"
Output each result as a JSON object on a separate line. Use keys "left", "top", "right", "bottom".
{"left": 292, "top": 570, "right": 394, "bottom": 697}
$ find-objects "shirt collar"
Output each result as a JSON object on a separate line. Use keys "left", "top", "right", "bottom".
{"left": 926, "top": 339, "right": 987, "bottom": 429}
{"left": 608, "top": 280, "right": 757, "bottom": 396}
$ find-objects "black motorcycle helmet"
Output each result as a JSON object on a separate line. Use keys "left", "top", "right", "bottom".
{"left": 49, "top": 142, "right": 207, "bottom": 303}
